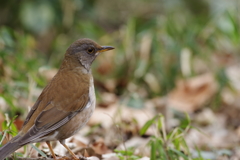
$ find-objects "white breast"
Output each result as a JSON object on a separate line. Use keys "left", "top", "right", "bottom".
{"left": 85, "top": 76, "right": 96, "bottom": 109}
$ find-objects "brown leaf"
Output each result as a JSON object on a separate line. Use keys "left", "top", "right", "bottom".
{"left": 14, "top": 117, "right": 24, "bottom": 131}
{"left": 69, "top": 137, "right": 88, "bottom": 148}
{"left": 168, "top": 73, "right": 218, "bottom": 112}
{"left": 89, "top": 103, "right": 154, "bottom": 130}
{"left": 78, "top": 147, "right": 102, "bottom": 159}
{"left": 91, "top": 138, "right": 111, "bottom": 154}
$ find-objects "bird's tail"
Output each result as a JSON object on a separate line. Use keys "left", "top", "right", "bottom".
{"left": 0, "top": 141, "right": 21, "bottom": 160}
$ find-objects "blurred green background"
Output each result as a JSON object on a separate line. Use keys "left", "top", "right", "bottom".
{"left": 0, "top": 0, "right": 239, "bottom": 118}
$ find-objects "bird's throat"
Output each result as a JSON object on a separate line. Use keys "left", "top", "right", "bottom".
{"left": 60, "top": 55, "right": 89, "bottom": 71}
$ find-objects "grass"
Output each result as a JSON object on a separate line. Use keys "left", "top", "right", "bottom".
{"left": 0, "top": 114, "right": 48, "bottom": 159}
{"left": 0, "top": 114, "right": 18, "bottom": 145}
{"left": 0, "top": 114, "right": 201, "bottom": 160}
{"left": 0, "top": 114, "right": 22, "bottom": 159}
{"left": 115, "top": 114, "right": 207, "bottom": 160}
{"left": 141, "top": 114, "right": 191, "bottom": 160}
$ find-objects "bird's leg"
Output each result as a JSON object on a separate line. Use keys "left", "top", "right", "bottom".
{"left": 46, "top": 141, "right": 57, "bottom": 160}
{"left": 60, "top": 140, "right": 79, "bottom": 160}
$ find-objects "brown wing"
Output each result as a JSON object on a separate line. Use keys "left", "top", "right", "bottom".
{"left": 22, "top": 100, "right": 41, "bottom": 127}
{"left": 18, "top": 70, "right": 90, "bottom": 145}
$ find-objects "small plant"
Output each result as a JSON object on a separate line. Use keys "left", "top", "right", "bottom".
{"left": 0, "top": 115, "right": 47, "bottom": 159}
{"left": 140, "top": 114, "right": 205, "bottom": 160}
{"left": 115, "top": 148, "right": 142, "bottom": 160}
{"left": 0, "top": 114, "right": 18, "bottom": 146}
{"left": 0, "top": 114, "right": 23, "bottom": 159}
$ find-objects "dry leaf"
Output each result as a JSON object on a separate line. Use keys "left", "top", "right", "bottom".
{"left": 168, "top": 73, "right": 218, "bottom": 112}
{"left": 117, "top": 137, "right": 150, "bottom": 156}
{"left": 102, "top": 153, "right": 119, "bottom": 160}
{"left": 89, "top": 103, "right": 154, "bottom": 131}
{"left": 91, "top": 138, "right": 111, "bottom": 154}
{"left": 222, "top": 65, "right": 240, "bottom": 107}
{"left": 186, "top": 111, "right": 239, "bottom": 149}
{"left": 194, "top": 108, "right": 216, "bottom": 126}
{"left": 14, "top": 117, "right": 24, "bottom": 131}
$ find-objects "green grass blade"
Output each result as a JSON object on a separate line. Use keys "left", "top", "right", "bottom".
{"left": 140, "top": 115, "right": 158, "bottom": 135}
{"left": 170, "top": 148, "right": 189, "bottom": 160}
{"left": 150, "top": 140, "right": 157, "bottom": 160}
{"left": 30, "top": 144, "right": 47, "bottom": 158}
{"left": 0, "top": 130, "right": 7, "bottom": 145}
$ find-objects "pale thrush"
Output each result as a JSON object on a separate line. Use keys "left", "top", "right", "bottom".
{"left": 0, "top": 38, "right": 114, "bottom": 160}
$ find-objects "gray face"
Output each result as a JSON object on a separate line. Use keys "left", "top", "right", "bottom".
{"left": 66, "top": 38, "right": 114, "bottom": 70}
{"left": 74, "top": 44, "right": 100, "bottom": 70}
{"left": 67, "top": 39, "right": 103, "bottom": 70}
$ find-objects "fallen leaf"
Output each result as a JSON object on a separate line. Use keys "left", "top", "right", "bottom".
{"left": 168, "top": 73, "right": 218, "bottom": 112}
{"left": 91, "top": 138, "right": 111, "bottom": 154}
{"left": 89, "top": 103, "right": 154, "bottom": 132}
{"left": 78, "top": 147, "right": 102, "bottom": 159}
{"left": 14, "top": 117, "right": 24, "bottom": 131}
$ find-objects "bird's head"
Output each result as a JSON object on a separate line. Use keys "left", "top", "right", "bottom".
{"left": 66, "top": 38, "right": 114, "bottom": 70}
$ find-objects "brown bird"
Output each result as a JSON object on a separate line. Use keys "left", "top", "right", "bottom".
{"left": 0, "top": 38, "right": 114, "bottom": 160}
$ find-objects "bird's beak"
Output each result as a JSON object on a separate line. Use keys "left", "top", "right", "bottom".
{"left": 99, "top": 46, "right": 115, "bottom": 52}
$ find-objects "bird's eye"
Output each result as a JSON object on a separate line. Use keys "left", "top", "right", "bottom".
{"left": 87, "top": 48, "right": 94, "bottom": 54}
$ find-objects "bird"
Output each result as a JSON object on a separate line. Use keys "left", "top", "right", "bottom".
{"left": 0, "top": 38, "right": 114, "bottom": 160}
